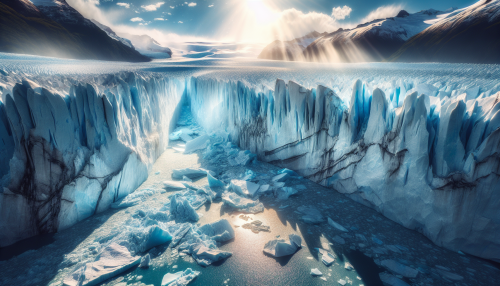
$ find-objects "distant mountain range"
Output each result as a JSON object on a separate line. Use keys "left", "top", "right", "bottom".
{"left": 260, "top": 0, "right": 500, "bottom": 64}
{"left": 0, "top": 0, "right": 150, "bottom": 62}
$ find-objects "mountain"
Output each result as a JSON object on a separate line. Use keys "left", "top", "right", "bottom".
{"left": 90, "top": 19, "right": 134, "bottom": 50}
{"left": 303, "top": 9, "right": 446, "bottom": 62}
{"left": 0, "top": 0, "right": 149, "bottom": 62}
{"left": 258, "top": 31, "right": 327, "bottom": 61}
{"left": 391, "top": 0, "right": 500, "bottom": 64}
{"left": 119, "top": 32, "right": 172, "bottom": 59}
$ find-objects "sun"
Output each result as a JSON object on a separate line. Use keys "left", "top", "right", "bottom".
{"left": 245, "top": 0, "right": 275, "bottom": 24}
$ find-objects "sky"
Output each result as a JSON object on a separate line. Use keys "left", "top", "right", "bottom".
{"left": 67, "top": 0, "right": 478, "bottom": 44}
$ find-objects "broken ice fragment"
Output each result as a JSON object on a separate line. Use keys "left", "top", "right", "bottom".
{"left": 139, "top": 254, "right": 150, "bottom": 268}
{"left": 230, "top": 179, "right": 260, "bottom": 197}
{"left": 222, "top": 192, "right": 264, "bottom": 214}
{"left": 170, "top": 194, "right": 200, "bottom": 222}
{"left": 242, "top": 220, "right": 270, "bottom": 233}
{"left": 310, "top": 268, "right": 323, "bottom": 276}
{"left": 141, "top": 225, "right": 173, "bottom": 252}
{"left": 164, "top": 181, "right": 187, "bottom": 190}
{"left": 317, "top": 248, "right": 335, "bottom": 266}
{"left": 328, "top": 218, "right": 348, "bottom": 232}
{"left": 242, "top": 169, "right": 256, "bottom": 181}
{"left": 184, "top": 134, "right": 210, "bottom": 154}
{"left": 63, "top": 243, "right": 141, "bottom": 286}
{"left": 276, "top": 187, "right": 298, "bottom": 201}
{"left": 338, "top": 279, "right": 347, "bottom": 285}
{"left": 207, "top": 173, "right": 225, "bottom": 189}
{"left": 297, "top": 206, "right": 324, "bottom": 224}
{"left": 199, "top": 219, "right": 235, "bottom": 242}
{"left": 172, "top": 168, "right": 208, "bottom": 180}
{"left": 161, "top": 268, "right": 200, "bottom": 286}
{"left": 278, "top": 168, "right": 299, "bottom": 176}
{"left": 272, "top": 173, "right": 289, "bottom": 182}
{"left": 345, "top": 262, "right": 354, "bottom": 270}
{"left": 263, "top": 234, "right": 302, "bottom": 257}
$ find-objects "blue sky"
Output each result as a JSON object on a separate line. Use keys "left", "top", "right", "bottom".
{"left": 70, "top": 0, "right": 478, "bottom": 42}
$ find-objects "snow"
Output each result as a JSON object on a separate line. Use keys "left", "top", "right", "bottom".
{"left": 63, "top": 243, "right": 141, "bottom": 286}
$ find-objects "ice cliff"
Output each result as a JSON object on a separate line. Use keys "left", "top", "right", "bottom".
{"left": 0, "top": 73, "right": 184, "bottom": 247}
{"left": 187, "top": 77, "right": 500, "bottom": 262}
{"left": 1, "top": 63, "right": 499, "bottom": 263}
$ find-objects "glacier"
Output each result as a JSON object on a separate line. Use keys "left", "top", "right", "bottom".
{"left": 0, "top": 54, "right": 500, "bottom": 264}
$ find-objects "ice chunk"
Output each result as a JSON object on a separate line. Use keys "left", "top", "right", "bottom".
{"left": 242, "top": 220, "right": 270, "bottom": 233}
{"left": 169, "top": 128, "right": 196, "bottom": 142}
{"left": 199, "top": 219, "right": 235, "bottom": 242}
{"left": 317, "top": 248, "right": 335, "bottom": 266}
{"left": 272, "top": 173, "right": 289, "bottom": 182}
{"left": 194, "top": 246, "right": 232, "bottom": 265}
{"left": 207, "top": 173, "right": 225, "bottom": 189}
{"left": 222, "top": 192, "right": 264, "bottom": 213}
{"left": 172, "top": 168, "right": 208, "bottom": 180}
{"left": 242, "top": 169, "right": 256, "bottom": 181}
{"left": 230, "top": 179, "right": 260, "bottom": 197}
{"left": 328, "top": 218, "right": 348, "bottom": 232}
{"left": 229, "top": 150, "right": 256, "bottom": 166}
{"left": 276, "top": 187, "right": 298, "bottom": 200}
{"left": 111, "top": 188, "right": 159, "bottom": 209}
{"left": 381, "top": 260, "right": 418, "bottom": 278}
{"left": 263, "top": 234, "right": 302, "bottom": 257}
{"left": 310, "top": 268, "right": 323, "bottom": 276}
{"left": 63, "top": 243, "right": 141, "bottom": 286}
{"left": 161, "top": 268, "right": 200, "bottom": 286}
{"left": 338, "top": 279, "right": 347, "bottom": 285}
{"left": 184, "top": 134, "right": 210, "bottom": 154}
{"left": 297, "top": 206, "right": 324, "bottom": 224}
{"left": 170, "top": 194, "right": 199, "bottom": 222}
{"left": 278, "top": 168, "right": 299, "bottom": 176}
{"left": 164, "top": 181, "right": 187, "bottom": 190}
{"left": 258, "top": 184, "right": 271, "bottom": 194}
{"left": 345, "top": 262, "right": 354, "bottom": 270}
{"left": 139, "top": 254, "right": 150, "bottom": 268}
{"left": 141, "top": 225, "right": 173, "bottom": 252}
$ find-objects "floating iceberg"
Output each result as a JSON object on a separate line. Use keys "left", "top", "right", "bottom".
{"left": 263, "top": 234, "right": 302, "bottom": 257}
{"left": 317, "top": 248, "right": 335, "bottom": 266}
{"left": 310, "top": 268, "right": 323, "bottom": 276}
{"left": 63, "top": 243, "right": 141, "bottom": 286}
{"left": 161, "top": 268, "right": 200, "bottom": 286}
{"left": 328, "top": 218, "right": 348, "bottom": 232}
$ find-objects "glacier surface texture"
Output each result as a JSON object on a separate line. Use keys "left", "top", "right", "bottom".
{"left": 0, "top": 54, "right": 499, "bottom": 262}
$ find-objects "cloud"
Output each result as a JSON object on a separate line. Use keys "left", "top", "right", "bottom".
{"left": 130, "top": 17, "right": 144, "bottom": 22}
{"left": 208, "top": 4, "right": 213, "bottom": 8}
{"left": 154, "top": 18, "right": 165, "bottom": 21}
{"left": 331, "top": 5, "right": 352, "bottom": 20}
{"left": 116, "top": 2, "right": 130, "bottom": 8}
{"left": 361, "top": 4, "right": 404, "bottom": 23}
{"left": 141, "top": 2, "right": 165, "bottom": 11}
{"left": 272, "top": 8, "right": 339, "bottom": 39}
{"left": 187, "top": 2, "right": 196, "bottom": 7}
{"left": 170, "top": 6, "right": 174, "bottom": 9}
{"left": 178, "top": 21, "right": 183, "bottom": 23}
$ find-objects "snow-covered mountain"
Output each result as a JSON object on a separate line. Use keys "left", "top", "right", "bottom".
{"left": 119, "top": 33, "right": 172, "bottom": 59}
{"left": 392, "top": 0, "right": 500, "bottom": 63}
{"left": 90, "top": 19, "right": 135, "bottom": 50}
{"left": 258, "top": 31, "right": 327, "bottom": 61}
{"left": 303, "top": 9, "right": 447, "bottom": 62}
{"left": 0, "top": 0, "right": 149, "bottom": 62}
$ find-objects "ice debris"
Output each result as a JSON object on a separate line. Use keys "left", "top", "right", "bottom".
{"left": 310, "top": 268, "right": 323, "bottom": 276}
{"left": 229, "top": 150, "right": 256, "bottom": 166}
{"left": 381, "top": 260, "right": 418, "bottom": 278}
{"left": 272, "top": 173, "right": 289, "bottom": 182}
{"left": 278, "top": 168, "right": 299, "bottom": 177}
{"left": 207, "top": 173, "right": 225, "bottom": 189}
{"left": 345, "top": 262, "right": 354, "bottom": 270}
{"left": 230, "top": 179, "right": 261, "bottom": 197}
{"left": 297, "top": 206, "right": 324, "bottom": 224}
{"left": 111, "top": 188, "right": 161, "bottom": 209}
{"left": 317, "top": 248, "right": 335, "bottom": 266}
{"left": 263, "top": 234, "right": 302, "bottom": 257}
{"left": 276, "top": 187, "right": 298, "bottom": 201}
{"left": 63, "top": 243, "right": 141, "bottom": 286}
{"left": 164, "top": 181, "right": 187, "bottom": 190}
{"left": 161, "top": 268, "right": 200, "bottom": 286}
{"left": 328, "top": 218, "right": 348, "bottom": 232}
{"left": 242, "top": 220, "right": 270, "bottom": 233}
{"left": 170, "top": 194, "right": 200, "bottom": 222}
{"left": 222, "top": 192, "right": 264, "bottom": 214}
{"left": 172, "top": 168, "right": 208, "bottom": 180}
{"left": 184, "top": 134, "right": 210, "bottom": 154}
{"left": 169, "top": 128, "right": 198, "bottom": 142}
{"left": 139, "top": 254, "right": 150, "bottom": 268}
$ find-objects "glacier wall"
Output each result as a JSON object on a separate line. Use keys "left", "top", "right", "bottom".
{"left": 0, "top": 73, "right": 185, "bottom": 247}
{"left": 187, "top": 77, "right": 500, "bottom": 262}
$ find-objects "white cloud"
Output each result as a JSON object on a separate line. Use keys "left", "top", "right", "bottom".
{"left": 272, "top": 8, "right": 339, "bottom": 39}
{"left": 170, "top": 6, "right": 174, "bottom": 9}
{"left": 154, "top": 18, "right": 165, "bottom": 21}
{"left": 130, "top": 17, "right": 144, "bottom": 22}
{"left": 168, "top": 12, "right": 171, "bottom": 15}
{"left": 361, "top": 4, "right": 404, "bottom": 23}
{"left": 178, "top": 21, "right": 183, "bottom": 23}
{"left": 208, "top": 4, "right": 213, "bottom": 8}
{"left": 141, "top": 2, "right": 165, "bottom": 11}
{"left": 116, "top": 2, "right": 130, "bottom": 8}
{"left": 187, "top": 2, "right": 196, "bottom": 7}
{"left": 331, "top": 5, "right": 352, "bottom": 20}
